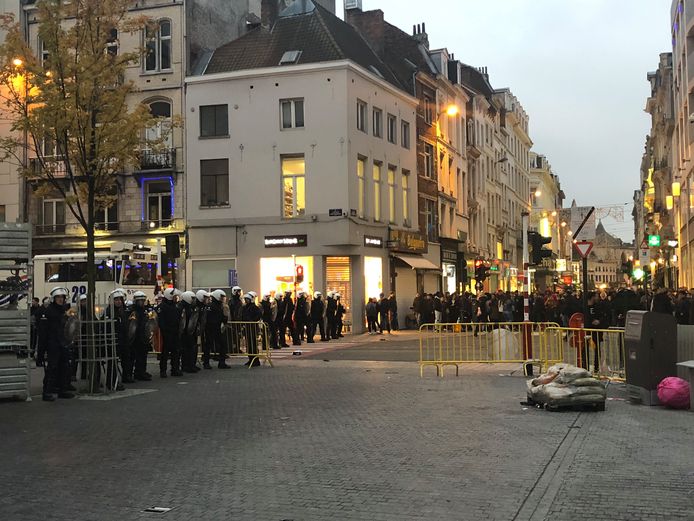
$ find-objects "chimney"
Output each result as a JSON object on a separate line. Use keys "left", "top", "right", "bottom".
{"left": 344, "top": 0, "right": 362, "bottom": 13}
{"left": 412, "top": 21, "right": 429, "bottom": 49}
{"left": 345, "top": 7, "right": 385, "bottom": 56}
{"left": 261, "top": 0, "right": 279, "bottom": 26}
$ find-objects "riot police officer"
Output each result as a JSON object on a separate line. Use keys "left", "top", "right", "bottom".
{"left": 261, "top": 293, "right": 278, "bottom": 349}
{"left": 130, "top": 291, "right": 153, "bottom": 381}
{"left": 42, "top": 287, "right": 73, "bottom": 401}
{"left": 195, "top": 290, "right": 209, "bottom": 366}
{"left": 279, "top": 290, "right": 294, "bottom": 348}
{"left": 228, "top": 286, "right": 244, "bottom": 354}
{"left": 241, "top": 292, "right": 262, "bottom": 367}
{"left": 309, "top": 291, "right": 327, "bottom": 342}
{"left": 105, "top": 288, "right": 133, "bottom": 384}
{"left": 335, "top": 293, "right": 345, "bottom": 338}
{"left": 205, "top": 289, "right": 229, "bottom": 369}
{"left": 326, "top": 291, "right": 337, "bottom": 340}
{"left": 293, "top": 291, "right": 309, "bottom": 345}
{"left": 158, "top": 287, "right": 183, "bottom": 377}
{"left": 180, "top": 291, "right": 200, "bottom": 373}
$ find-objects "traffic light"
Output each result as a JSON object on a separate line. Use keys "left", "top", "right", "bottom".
{"left": 295, "top": 265, "right": 304, "bottom": 284}
{"left": 528, "top": 231, "right": 552, "bottom": 266}
{"left": 474, "top": 259, "right": 490, "bottom": 283}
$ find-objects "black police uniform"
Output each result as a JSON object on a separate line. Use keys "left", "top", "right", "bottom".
{"left": 241, "top": 299, "right": 262, "bottom": 366}
{"left": 105, "top": 301, "right": 133, "bottom": 383}
{"left": 130, "top": 302, "right": 152, "bottom": 380}
{"left": 325, "top": 295, "right": 337, "bottom": 340}
{"left": 204, "top": 298, "right": 228, "bottom": 368}
{"left": 157, "top": 297, "right": 182, "bottom": 377}
{"left": 42, "top": 300, "right": 72, "bottom": 399}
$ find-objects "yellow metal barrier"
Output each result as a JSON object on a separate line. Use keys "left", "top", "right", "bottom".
{"left": 544, "top": 327, "right": 625, "bottom": 381}
{"left": 224, "top": 321, "right": 274, "bottom": 368}
{"left": 419, "top": 322, "right": 560, "bottom": 377}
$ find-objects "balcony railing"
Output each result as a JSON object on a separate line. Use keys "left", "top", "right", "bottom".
{"left": 35, "top": 223, "right": 67, "bottom": 235}
{"left": 29, "top": 157, "right": 68, "bottom": 178}
{"left": 138, "top": 148, "right": 176, "bottom": 171}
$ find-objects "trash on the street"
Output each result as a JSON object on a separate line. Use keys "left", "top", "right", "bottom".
{"left": 657, "top": 377, "right": 691, "bottom": 410}
{"left": 526, "top": 363, "right": 606, "bottom": 411}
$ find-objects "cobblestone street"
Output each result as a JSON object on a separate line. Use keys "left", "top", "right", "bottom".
{"left": 1, "top": 347, "right": 693, "bottom": 521}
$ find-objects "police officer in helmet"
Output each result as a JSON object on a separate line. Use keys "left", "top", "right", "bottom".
{"left": 158, "top": 287, "right": 183, "bottom": 377}
{"left": 130, "top": 291, "right": 153, "bottom": 381}
{"left": 42, "top": 287, "right": 74, "bottom": 401}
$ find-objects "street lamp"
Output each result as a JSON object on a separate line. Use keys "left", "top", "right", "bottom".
{"left": 12, "top": 58, "right": 23, "bottom": 67}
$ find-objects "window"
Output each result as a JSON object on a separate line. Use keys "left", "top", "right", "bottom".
{"left": 200, "top": 159, "right": 229, "bottom": 207}
{"left": 402, "top": 171, "right": 410, "bottom": 224}
{"left": 424, "top": 199, "right": 437, "bottom": 242}
{"left": 142, "top": 100, "right": 174, "bottom": 169}
{"left": 144, "top": 19, "right": 172, "bottom": 72}
{"left": 357, "top": 100, "right": 367, "bottom": 133}
{"left": 146, "top": 181, "right": 173, "bottom": 228}
{"left": 282, "top": 156, "right": 306, "bottom": 218}
{"left": 200, "top": 104, "right": 228, "bottom": 137}
{"left": 39, "top": 38, "right": 49, "bottom": 67}
{"left": 423, "top": 96, "right": 433, "bottom": 124}
{"left": 95, "top": 201, "right": 118, "bottom": 231}
{"left": 388, "top": 166, "right": 396, "bottom": 223}
{"left": 373, "top": 108, "right": 383, "bottom": 138}
{"left": 372, "top": 162, "right": 382, "bottom": 222}
{"left": 357, "top": 157, "right": 366, "bottom": 219}
{"left": 0, "top": 204, "right": 5, "bottom": 223}
{"left": 280, "top": 99, "right": 304, "bottom": 129}
{"left": 106, "top": 28, "right": 119, "bottom": 56}
{"left": 424, "top": 143, "right": 434, "bottom": 178}
{"left": 39, "top": 199, "right": 65, "bottom": 234}
{"left": 401, "top": 120, "right": 410, "bottom": 149}
{"left": 387, "top": 114, "right": 397, "bottom": 144}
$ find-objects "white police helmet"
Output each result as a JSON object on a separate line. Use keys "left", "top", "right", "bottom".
{"left": 181, "top": 291, "right": 196, "bottom": 304}
{"left": 125, "top": 300, "right": 133, "bottom": 307}
{"left": 211, "top": 289, "right": 226, "bottom": 301}
{"left": 109, "top": 288, "right": 126, "bottom": 302}
{"left": 249, "top": 291, "right": 257, "bottom": 299}
{"left": 133, "top": 291, "right": 147, "bottom": 301}
{"left": 49, "top": 286, "right": 69, "bottom": 303}
{"left": 327, "top": 291, "right": 335, "bottom": 298}
{"left": 243, "top": 293, "right": 253, "bottom": 302}
{"left": 314, "top": 291, "right": 322, "bottom": 298}
{"left": 78, "top": 294, "right": 88, "bottom": 302}
{"left": 196, "top": 289, "right": 210, "bottom": 303}
{"left": 263, "top": 293, "right": 271, "bottom": 301}
{"left": 232, "top": 286, "right": 242, "bottom": 295}
{"left": 162, "top": 288, "right": 176, "bottom": 301}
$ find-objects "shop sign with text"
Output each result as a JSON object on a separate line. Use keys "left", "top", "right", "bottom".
{"left": 264, "top": 235, "right": 308, "bottom": 248}
{"left": 364, "top": 235, "right": 383, "bottom": 248}
{"left": 388, "top": 229, "right": 427, "bottom": 254}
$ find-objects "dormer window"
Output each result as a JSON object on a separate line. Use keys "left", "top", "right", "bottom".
{"left": 279, "top": 50, "right": 302, "bottom": 65}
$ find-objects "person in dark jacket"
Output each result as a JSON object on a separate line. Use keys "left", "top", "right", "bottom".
{"left": 325, "top": 292, "right": 337, "bottom": 340}
{"left": 366, "top": 298, "right": 379, "bottom": 334}
{"left": 42, "top": 287, "right": 73, "bottom": 401}
{"left": 179, "top": 291, "right": 200, "bottom": 373}
{"left": 227, "top": 286, "right": 244, "bottom": 354}
{"left": 157, "top": 287, "right": 183, "bottom": 377}
{"left": 388, "top": 292, "right": 399, "bottom": 331}
{"left": 241, "top": 293, "right": 263, "bottom": 367}
{"left": 292, "top": 292, "right": 309, "bottom": 345}
{"left": 194, "top": 290, "right": 210, "bottom": 367}
{"left": 674, "top": 290, "right": 690, "bottom": 325}
{"left": 378, "top": 293, "right": 391, "bottom": 333}
{"left": 308, "top": 292, "right": 327, "bottom": 342}
{"left": 261, "top": 293, "right": 278, "bottom": 349}
{"left": 204, "top": 289, "right": 229, "bottom": 369}
{"left": 130, "top": 291, "right": 153, "bottom": 381}
{"left": 651, "top": 288, "right": 673, "bottom": 315}
{"left": 105, "top": 288, "right": 133, "bottom": 384}
{"left": 278, "top": 291, "right": 294, "bottom": 347}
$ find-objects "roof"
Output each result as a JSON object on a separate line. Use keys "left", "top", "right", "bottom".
{"left": 204, "top": 1, "right": 403, "bottom": 90}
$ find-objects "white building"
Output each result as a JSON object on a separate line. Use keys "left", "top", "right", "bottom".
{"left": 185, "top": 1, "right": 419, "bottom": 331}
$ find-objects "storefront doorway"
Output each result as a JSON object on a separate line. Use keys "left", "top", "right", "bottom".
{"left": 326, "top": 256, "right": 352, "bottom": 332}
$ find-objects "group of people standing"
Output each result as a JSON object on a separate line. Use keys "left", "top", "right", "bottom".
{"left": 33, "top": 285, "right": 348, "bottom": 402}
{"left": 365, "top": 292, "right": 398, "bottom": 334}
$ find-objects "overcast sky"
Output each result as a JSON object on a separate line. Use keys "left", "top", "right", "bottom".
{"left": 359, "top": 0, "right": 672, "bottom": 241}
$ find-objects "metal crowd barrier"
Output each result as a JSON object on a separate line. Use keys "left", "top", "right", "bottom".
{"left": 224, "top": 321, "right": 274, "bottom": 368}
{"left": 76, "top": 318, "right": 120, "bottom": 394}
{"left": 544, "top": 326, "right": 626, "bottom": 381}
{"left": 419, "top": 322, "right": 560, "bottom": 377}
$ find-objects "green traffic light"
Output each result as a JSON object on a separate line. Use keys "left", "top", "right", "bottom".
{"left": 632, "top": 268, "right": 645, "bottom": 280}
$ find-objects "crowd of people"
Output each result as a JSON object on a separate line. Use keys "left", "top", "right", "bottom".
{"left": 409, "top": 286, "right": 674, "bottom": 329}
{"left": 31, "top": 286, "right": 347, "bottom": 402}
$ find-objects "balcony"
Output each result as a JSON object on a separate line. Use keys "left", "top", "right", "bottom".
{"left": 28, "top": 157, "right": 68, "bottom": 179}
{"left": 466, "top": 133, "right": 481, "bottom": 159}
{"left": 34, "top": 223, "right": 67, "bottom": 235}
{"left": 137, "top": 148, "right": 176, "bottom": 172}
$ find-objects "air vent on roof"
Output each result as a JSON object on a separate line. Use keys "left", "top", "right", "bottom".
{"left": 280, "top": 50, "right": 302, "bottom": 65}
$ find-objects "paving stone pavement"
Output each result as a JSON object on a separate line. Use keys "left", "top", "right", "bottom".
{"left": 1, "top": 358, "right": 693, "bottom": 521}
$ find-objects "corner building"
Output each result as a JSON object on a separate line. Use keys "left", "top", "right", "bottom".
{"left": 185, "top": 1, "right": 419, "bottom": 332}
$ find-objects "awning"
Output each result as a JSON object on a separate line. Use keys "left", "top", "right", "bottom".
{"left": 394, "top": 255, "right": 439, "bottom": 271}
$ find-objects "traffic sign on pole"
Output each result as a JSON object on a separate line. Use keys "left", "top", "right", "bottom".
{"left": 574, "top": 241, "right": 593, "bottom": 258}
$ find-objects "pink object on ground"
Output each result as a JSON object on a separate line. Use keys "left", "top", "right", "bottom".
{"left": 657, "top": 377, "right": 691, "bottom": 410}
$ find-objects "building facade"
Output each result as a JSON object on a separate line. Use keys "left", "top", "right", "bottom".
{"left": 185, "top": 1, "right": 419, "bottom": 332}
